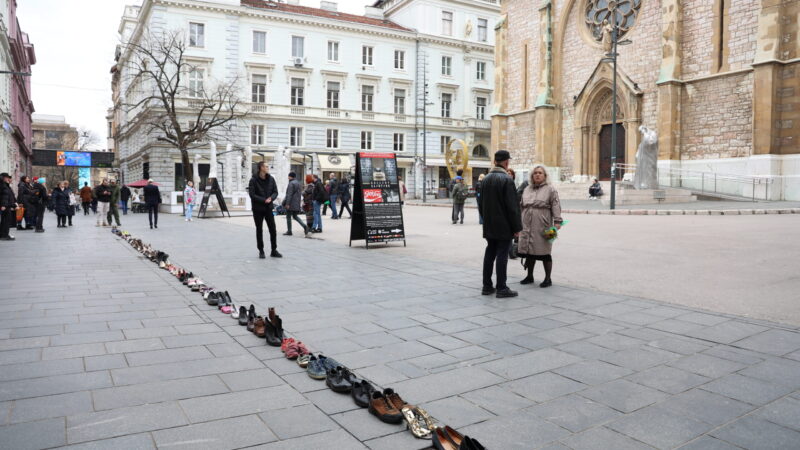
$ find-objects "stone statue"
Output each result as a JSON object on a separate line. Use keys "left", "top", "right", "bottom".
{"left": 272, "top": 145, "right": 292, "bottom": 202}
{"left": 464, "top": 19, "right": 473, "bottom": 38}
{"left": 244, "top": 146, "right": 253, "bottom": 186}
{"left": 601, "top": 20, "right": 614, "bottom": 53}
{"left": 633, "top": 126, "right": 658, "bottom": 190}
{"left": 208, "top": 141, "right": 218, "bottom": 178}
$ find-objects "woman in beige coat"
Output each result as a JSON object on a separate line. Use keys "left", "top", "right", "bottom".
{"left": 518, "top": 165, "right": 562, "bottom": 287}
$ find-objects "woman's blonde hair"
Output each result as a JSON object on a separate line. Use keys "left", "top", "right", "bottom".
{"left": 478, "top": 174, "right": 485, "bottom": 181}
{"left": 530, "top": 164, "right": 549, "bottom": 184}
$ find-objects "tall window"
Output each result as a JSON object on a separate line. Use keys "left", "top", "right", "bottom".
{"left": 393, "top": 133, "right": 404, "bottom": 152}
{"left": 476, "top": 61, "right": 486, "bottom": 80}
{"left": 189, "top": 22, "right": 205, "bottom": 47}
{"left": 361, "top": 85, "right": 374, "bottom": 112}
{"left": 394, "top": 89, "right": 406, "bottom": 114}
{"left": 326, "top": 129, "right": 339, "bottom": 149}
{"left": 188, "top": 69, "right": 204, "bottom": 98}
{"left": 327, "top": 81, "right": 340, "bottom": 109}
{"left": 327, "top": 41, "right": 339, "bottom": 62}
{"left": 362, "top": 46, "right": 374, "bottom": 65}
{"left": 360, "top": 131, "right": 373, "bottom": 150}
{"left": 291, "top": 36, "right": 304, "bottom": 58}
{"left": 394, "top": 50, "right": 405, "bottom": 69}
{"left": 290, "top": 78, "right": 304, "bottom": 106}
{"left": 441, "top": 56, "right": 452, "bottom": 76}
{"left": 476, "top": 97, "right": 487, "bottom": 120}
{"left": 477, "top": 18, "right": 488, "bottom": 42}
{"left": 442, "top": 11, "right": 453, "bottom": 36}
{"left": 441, "top": 93, "right": 452, "bottom": 118}
{"left": 251, "top": 74, "right": 266, "bottom": 103}
{"left": 290, "top": 127, "right": 303, "bottom": 147}
{"left": 251, "top": 125, "right": 264, "bottom": 145}
{"left": 252, "top": 31, "right": 266, "bottom": 53}
{"left": 440, "top": 135, "right": 451, "bottom": 153}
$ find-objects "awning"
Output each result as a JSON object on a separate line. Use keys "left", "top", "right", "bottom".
{"left": 316, "top": 153, "right": 353, "bottom": 171}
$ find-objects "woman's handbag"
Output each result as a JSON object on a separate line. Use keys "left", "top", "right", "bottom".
{"left": 15, "top": 206, "right": 24, "bottom": 222}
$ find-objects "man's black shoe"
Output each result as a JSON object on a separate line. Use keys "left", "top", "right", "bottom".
{"left": 283, "top": 232, "right": 292, "bottom": 236}
{"left": 481, "top": 286, "right": 496, "bottom": 296}
{"left": 259, "top": 250, "right": 266, "bottom": 259}
{"left": 270, "top": 250, "right": 282, "bottom": 258}
{"left": 0, "top": 236, "right": 15, "bottom": 241}
{"left": 35, "top": 229, "right": 44, "bottom": 233}
{"left": 496, "top": 288, "right": 518, "bottom": 298}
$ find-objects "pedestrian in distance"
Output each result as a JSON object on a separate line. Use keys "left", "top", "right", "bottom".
{"left": 143, "top": 179, "right": 161, "bottom": 229}
{"left": 32, "top": 177, "right": 48, "bottom": 232}
{"left": 303, "top": 174, "right": 315, "bottom": 231}
{"left": 451, "top": 176, "right": 468, "bottom": 224}
{"left": 120, "top": 184, "right": 131, "bottom": 214}
{"left": 518, "top": 165, "right": 562, "bottom": 288}
{"left": 248, "top": 161, "right": 281, "bottom": 259}
{"left": 0, "top": 172, "right": 17, "bottom": 240}
{"left": 79, "top": 182, "right": 92, "bottom": 215}
{"left": 398, "top": 175, "right": 406, "bottom": 206}
{"left": 328, "top": 173, "right": 339, "bottom": 219}
{"left": 94, "top": 179, "right": 112, "bottom": 227}
{"left": 52, "top": 180, "right": 72, "bottom": 228}
{"left": 16, "top": 175, "right": 35, "bottom": 230}
{"left": 477, "top": 150, "right": 522, "bottom": 298}
{"left": 589, "top": 178, "right": 603, "bottom": 199}
{"left": 107, "top": 179, "right": 122, "bottom": 227}
{"left": 311, "top": 174, "right": 325, "bottom": 233}
{"left": 183, "top": 180, "right": 196, "bottom": 221}
{"left": 476, "top": 173, "right": 485, "bottom": 225}
{"left": 338, "top": 176, "right": 353, "bottom": 219}
{"left": 69, "top": 188, "right": 79, "bottom": 216}
{"left": 321, "top": 179, "right": 331, "bottom": 217}
{"left": 449, "top": 168, "right": 464, "bottom": 220}
{"left": 282, "top": 172, "right": 309, "bottom": 237}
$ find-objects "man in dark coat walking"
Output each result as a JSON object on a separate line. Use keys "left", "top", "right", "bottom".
{"left": 0, "top": 172, "right": 17, "bottom": 240}
{"left": 142, "top": 179, "right": 161, "bottom": 229}
{"left": 248, "top": 161, "right": 281, "bottom": 258}
{"left": 477, "top": 150, "right": 522, "bottom": 298}
{"left": 32, "top": 178, "right": 48, "bottom": 232}
{"left": 281, "top": 172, "right": 309, "bottom": 237}
{"left": 120, "top": 184, "right": 131, "bottom": 215}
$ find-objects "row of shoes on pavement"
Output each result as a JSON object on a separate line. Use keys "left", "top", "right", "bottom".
{"left": 114, "top": 229, "right": 485, "bottom": 449}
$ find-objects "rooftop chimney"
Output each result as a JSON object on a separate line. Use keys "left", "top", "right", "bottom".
{"left": 320, "top": 1, "right": 337, "bottom": 11}
{"left": 364, "top": 6, "right": 383, "bottom": 19}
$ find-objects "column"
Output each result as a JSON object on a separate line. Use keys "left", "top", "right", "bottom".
{"left": 224, "top": 144, "right": 233, "bottom": 195}
{"left": 656, "top": 0, "right": 682, "bottom": 186}
{"left": 752, "top": 0, "right": 783, "bottom": 155}
{"left": 534, "top": 1, "right": 558, "bottom": 168}
{"left": 192, "top": 154, "right": 200, "bottom": 187}
{"left": 208, "top": 141, "right": 218, "bottom": 178}
{"left": 235, "top": 155, "right": 243, "bottom": 192}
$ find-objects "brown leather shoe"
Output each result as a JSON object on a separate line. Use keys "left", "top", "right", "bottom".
{"left": 368, "top": 391, "right": 403, "bottom": 424}
{"left": 268, "top": 307, "right": 276, "bottom": 325}
{"left": 383, "top": 388, "right": 408, "bottom": 411}
{"left": 253, "top": 316, "right": 266, "bottom": 338}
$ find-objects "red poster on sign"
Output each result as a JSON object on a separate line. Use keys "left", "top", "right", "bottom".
{"left": 363, "top": 189, "right": 383, "bottom": 203}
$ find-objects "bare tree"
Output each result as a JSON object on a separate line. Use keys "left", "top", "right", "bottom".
{"left": 62, "top": 127, "right": 102, "bottom": 151}
{"left": 122, "top": 29, "right": 246, "bottom": 182}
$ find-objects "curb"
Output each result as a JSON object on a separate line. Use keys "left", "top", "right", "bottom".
{"left": 405, "top": 203, "right": 800, "bottom": 215}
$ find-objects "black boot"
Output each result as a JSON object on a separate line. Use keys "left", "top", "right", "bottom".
{"left": 520, "top": 257, "right": 534, "bottom": 284}
{"left": 540, "top": 260, "right": 553, "bottom": 288}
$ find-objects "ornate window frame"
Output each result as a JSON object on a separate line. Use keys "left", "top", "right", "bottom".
{"left": 579, "top": 0, "right": 643, "bottom": 48}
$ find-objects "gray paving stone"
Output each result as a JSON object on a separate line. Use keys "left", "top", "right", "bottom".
{"left": 424, "top": 319, "right": 480, "bottom": 334}
{"left": 626, "top": 365, "right": 712, "bottom": 394}
{"left": 0, "top": 370, "right": 112, "bottom": 402}
{"left": 528, "top": 394, "right": 622, "bottom": 432}
{"left": 251, "top": 428, "right": 366, "bottom": 449}
{"left": 405, "top": 352, "right": 459, "bottom": 370}
{"left": 0, "top": 357, "right": 84, "bottom": 381}
{"left": 658, "top": 388, "right": 755, "bottom": 426}
{"left": 331, "top": 408, "right": 406, "bottom": 441}
{"left": 459, "top": 385, "right": 535, "bottom": 416}
{"left": 459, "top": 411, "right": 571, "bottom": 450}
{"left": 92, "top": 375, "right": 229, "bottom": 410}
{"left": 259, "top": 404, "right": 338, "bottom": 440}
{"left": 390, "top": 366, "right": 505, "bottom": 403}
{"left": 676, "top": 312, "right": 732, "bottom": 326}
{"left": 10, "top": 391, "right": 93, "bottom": 424}
{"left": 121, "top": 326, "right": 177, "bottom": 340}
{"left": 701, "top": 373, "right": 794, "bottom": 406}
{"left": 0, "top": 417, "right": 66, "bottom": 450}
{"left": 356, "top": 364, "right": 409, "bottom": 387}
{"left": 104, "top": 338, "right": 165, "bottom": 354}
{"left": 418, "top": 334, "right": 470, "bottom": 351}
{"left": 445, "top": 344, "right": 494, "bottom": 361}
{"left": 503, "top": 372, "right": 587, "bottom": 402}
{"left": 481, "top": 348, "right": 581, "bottom": 380}
{"left": 50, "top": 331, "right": 124, "bottom": 347}
{"left": 419, "top": 396, "right": 496, "bottom": 428}
{"left": 389, "top": 325, "right": 440, "bottom": 341}
{"left": 678, "top": 435, "right": 742, "bottom": 450}
{"left": 606, "top": 405, "right": 713, "bottom": 449}
{"left": 753, "top": 396, "right": 800, "bottom": 431}
{"left": 219, "top": 368, "right": 284, "bottom": 391}
{"left": 280, "top": 371, "right": 330, "bottom": 393}
{"left": 711, "top": 416, "right": 800, "bottom": 450}
{"left": 667, "top": 353, "right": 748, "bottom": 379}
{"left": 161, "top": 332, "right": 233, "bottom": 348}
{"left": 554, "top": 360, "right": 634, "bottom": 386}
{"left": 599, "top": 347, "right": 681, "bottom": 371}
{"left": 555, "top": 340, "right": 615, "bottom": 359}
{"left": 648, "top": 318, "right": 704, "bottom": 335}
{"left": 0, "top": 348, "right": 42, "bottom": 366}
{"left": 686, "top": 321, "right": 769, "bottom": 344}
{"left": 580, "top": 379, "right": 669, "bottom": 413}
{"left": 67, "top": 402, "right": 188, "bottom": 444}
{"left": 179, "top": 385, "right": 308, "bottom": 423}
{"left": 110, "top": 354, "right": 262, "bottom": 386}
{"left": 10, "top": 325, "right": 64, "bottom": 338}
{"left": 123, "top": 345, "right": 214, "bottom": 367}
{"left": 54, "top": 433, "right": 156, "bottom": 450}
{"left": 64, "top": 322, "right": 111, "bottom": 334}
{"left": 587, "top": 333, "right": 647, "bottom": 351}
{"left": 647, "top": 337, "right": 711, "bottom": 355}
{"left": 348, "top": 332, "right": 404, "bottom": 349}
{"left": 738, "top": 357, "right": 800, "bottom": 389}
{"left": 153, "top": 414, "right": 277, "bottom": 449}
{"left": 363, "top": 430, "right": 433, "bottom": 450}
{"left": 42, "top": 343, "right": 107, "bottom": 360}
{"left": 303, "top": 387, "right": 362, "bottom": 415}
{"left": 732, "top": 329, "right": 800, "bottom": 356}
{"left": 85, "top": 354, "right": 128, "bottom": 371}
{"left": 703, "top": 344, "right": 768, "bottom": 365}
{"left": 559, "top": 426, "right": 653, "bottom": 450}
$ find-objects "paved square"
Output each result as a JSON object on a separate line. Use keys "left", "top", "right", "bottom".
{"left": 0, "top": 210, "right": 798, "bottom": 449}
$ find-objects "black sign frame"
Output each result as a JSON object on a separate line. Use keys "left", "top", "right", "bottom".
{"left": 197, "top": 177, "right": 230, "bottom": 218}
{"left": 349, "top": 152, "right": 406, "bottom": 249}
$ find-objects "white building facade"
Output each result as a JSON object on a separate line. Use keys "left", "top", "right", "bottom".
{"left": 113, "top": 0, "right": 499, "bottom": 205}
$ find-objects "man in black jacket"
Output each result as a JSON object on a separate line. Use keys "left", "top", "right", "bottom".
{"left": 120, "top": 184, "right": 131, "bottom": 215}
{"left": 94, "top": 179, "right": 112, "bottom": 227}
{"left": 477, "top": 150, "right": 522, "bottom": 298}
{"left": 248, "top": 162, "right": 281, "bottom": 258}
{"left": 328, "top": 173, "right": 339, "bottom": 219}
{"left": 32, "top": 178, "right": 48, "bottom": 232}
{"left": 311, "top": 174, "right": 325, "bottom": 233}
{"left": 0, "top": 172, "right": 17, "bottom": 240}
{"left": 142, "top": 179, "right": 160, "bottom": 229}
{"left": 281, "top": 172, "right": 309, "bottom": 237}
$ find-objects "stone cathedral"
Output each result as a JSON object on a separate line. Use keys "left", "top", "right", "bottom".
{"left": 492, "top": 0, "right": 799, "bottom": 200}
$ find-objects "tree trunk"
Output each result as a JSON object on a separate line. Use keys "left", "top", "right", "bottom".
{"left": 180, "top": 148, "right": 193, "bottom": 186}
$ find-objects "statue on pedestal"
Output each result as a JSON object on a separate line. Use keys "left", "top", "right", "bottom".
{"left": 272, "top": 146, "right": 292, "bottom": 202}
{"left": 208, "top": 141, "right": 218, "bottom": 178}
{"left": 634, "top": 126, "right": 658, "bottom": 190}
{"left": 223, "top": 144, "right": 233, "bottom": 195}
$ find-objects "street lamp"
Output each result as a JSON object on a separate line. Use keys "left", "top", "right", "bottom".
{"left": 600, "top": 20, "right": 632, "bottom": 210}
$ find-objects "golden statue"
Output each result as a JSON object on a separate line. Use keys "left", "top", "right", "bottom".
{"left": 444, "top": 138, "right": 472, "bottom": 185}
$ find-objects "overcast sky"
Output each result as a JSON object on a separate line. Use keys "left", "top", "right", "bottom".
{"left": 19, "top": 0, "right": 369, "bottom": 150}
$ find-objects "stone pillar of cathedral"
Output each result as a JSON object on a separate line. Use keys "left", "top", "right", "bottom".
{"left": 490, "top": 14, "right": 508, "bottom": 155}
{"left": 656, "top": 0, "right": 682, "bottom": 187}
{"left": 752, "top": 0, "right": 784, "bottom": 156}
{"left": 534, "top": 0, "right": 558, "bottom": 169}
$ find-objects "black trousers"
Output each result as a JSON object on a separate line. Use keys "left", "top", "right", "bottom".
{"left": 285, "top": 211, "right": 307, "bottom": 234}
{"left": 483, "top": 239, "right": 511, "bottom": 290}
{"left": 147, "top": 204, "right": 158, "bottom": 227}
{"left": 35, "top": 204, "right": 45, "bottom": 230}
{"left": 57, "top": 214, "right": 67, "bottom": 226}
{"left": 253, "top": 209, "right": 277, "bottom": 251}
{"left": 0, "top": 208, "right": 13, "bottom": 237}
{"left": 82, "top": 202, "right": 90, "bottom": 215}
{"left": 338, "top": 200, "right": 352, "bottom": 218}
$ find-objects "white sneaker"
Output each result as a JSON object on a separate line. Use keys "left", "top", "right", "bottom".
{"left": 185, "top": 219, "right": 189, "bottom": 222}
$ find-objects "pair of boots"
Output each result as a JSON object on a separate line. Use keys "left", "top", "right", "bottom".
{"left": 520, "top": 257, "right": 552, "bottom": 288}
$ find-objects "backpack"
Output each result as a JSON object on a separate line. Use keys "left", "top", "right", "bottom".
{"left": 454, "top": 185, "right": 468, "bottom": 202}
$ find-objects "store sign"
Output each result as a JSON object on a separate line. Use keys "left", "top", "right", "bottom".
{"left": 350, "top": 152, "right": 406, "bottom": 247}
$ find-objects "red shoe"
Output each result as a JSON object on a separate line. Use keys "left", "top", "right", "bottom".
{"left": 281, "top": 338, "right": 296, "bottom": 353}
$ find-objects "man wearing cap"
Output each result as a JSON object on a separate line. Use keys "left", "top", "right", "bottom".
{"left": 451, "top": 175, "right": 468, "bottom": 224}
{"left": 143, "top": 179, "right": 161, "bottom": 229}
{"left": 281, "top": 172, "right": 309, "bottom": 237}
{"left": 106, "top": 179, "right": 122, "bottom": 227}
{"left": 477, "top": 150, "right": 522, "bottom": 298}
{"left": 0, "top": 172, "right": 17, "bottom": 240}
{"left": 94, "top": 179, "right": 113, "bottom": 227}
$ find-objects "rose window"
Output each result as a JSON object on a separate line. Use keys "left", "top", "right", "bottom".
{"left": 585, "top": 0, "right": 642, "bottom": 42}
